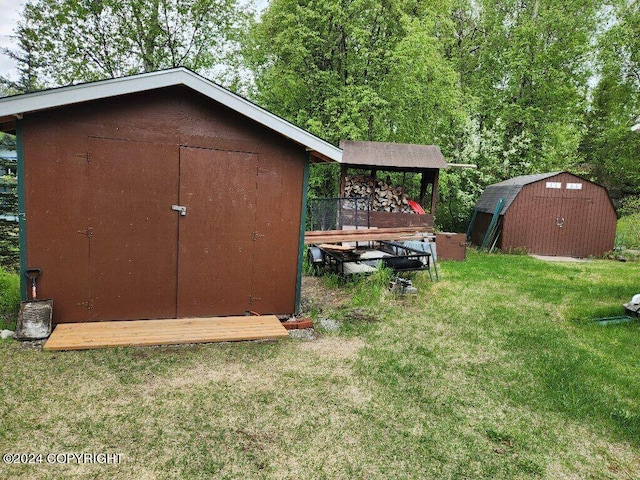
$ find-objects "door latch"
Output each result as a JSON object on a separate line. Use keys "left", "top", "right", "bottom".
{"left": 171, "top": 205, "right": 187, "bottom": 216}
{"left": 555, "top": 217, "right": 565, "bottom": 228}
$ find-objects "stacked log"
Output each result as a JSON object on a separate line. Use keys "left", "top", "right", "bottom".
{"left": 343, "top": 175, "right": 415, "bottom": 213}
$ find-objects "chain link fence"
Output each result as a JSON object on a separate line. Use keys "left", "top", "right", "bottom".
{"left": 307, "top": 196, "right": 370, "bottom": 231}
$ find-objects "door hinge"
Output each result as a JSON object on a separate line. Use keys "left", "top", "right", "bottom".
{"left": 77, "top": 300, "right": 93, "bottom": 310}
{"left": 251, "top": 231, "right": 265, "bottom": 241}
{"left": 248, "top": 295, "right": 262, "bottom": 305}
{"left": 256, "top": 166, "right": 269, "bottom": 176}
{"left": 75, "top": 152, "right": 91, "bottom": 162}
{"left": 77, "top": 227, "right": 93, "bottom": 238}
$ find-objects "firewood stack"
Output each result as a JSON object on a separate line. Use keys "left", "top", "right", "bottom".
{"left": 344, "top": 175, "right": 415, "bottom": 213}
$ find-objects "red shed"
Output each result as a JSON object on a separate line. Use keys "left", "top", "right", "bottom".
{"left": 470, "top": 172, "right": 617, "bottom": 257}
{"left": 0, "top": 68, "right": 342, "bottom": 324}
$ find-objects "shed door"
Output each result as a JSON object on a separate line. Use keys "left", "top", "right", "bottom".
{"left": 528, "top": 196, "right": 561, "bottom": 255}
{"left": 176, "top": 147, "right": 258, "bottom": 317}
{"left": 556, "top": 197, "right": 593, "bottom": 257}
{"left": 83, "top": 140, "right": 268, "bottom": 320}
{"left": 88, "top": 137, "right": 179, "bottom": 320}
{"left": 529, "top": 194, "right": 593, "bottom": 256}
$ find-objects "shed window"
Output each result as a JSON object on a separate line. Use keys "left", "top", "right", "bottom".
{"left": 566, "top": 183, "right": 583, "bottom": 190}
{"left": 545, "top": 182, "right": 562, "bottom": 189}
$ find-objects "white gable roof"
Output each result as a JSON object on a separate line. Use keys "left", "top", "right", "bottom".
{"left": 0, "top": 68, "right": 342, "bottom": 163}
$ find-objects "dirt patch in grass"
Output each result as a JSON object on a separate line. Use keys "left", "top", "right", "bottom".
{"left": 296, "top": 336, "right": 365, "bottom": 358}
{"left": 299, "top": 276, "right": 351, "bottom": 314}
{"left": 139, "top": 336, "right": 366, "bottom": 396}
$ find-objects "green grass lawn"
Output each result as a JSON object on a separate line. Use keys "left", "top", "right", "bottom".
{"left": 1, "top": 252, "right": 639, "bottom": 479}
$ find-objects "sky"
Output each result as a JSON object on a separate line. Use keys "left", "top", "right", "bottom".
{"left": 0, "top": 0, "right": 23, "bottom": 82}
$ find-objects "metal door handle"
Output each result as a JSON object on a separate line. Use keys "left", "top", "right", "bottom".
{"left": 555, "top": 217, "right": 565, "bottom": 228}
{"left": 172, "top": 205, "right": 187, "bottom": 216}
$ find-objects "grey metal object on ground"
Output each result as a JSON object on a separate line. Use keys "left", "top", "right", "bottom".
{"left": 15, "top": 300, "right": 53, "bottom": 340}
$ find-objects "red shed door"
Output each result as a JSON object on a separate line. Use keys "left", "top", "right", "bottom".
{"left": 528, "top": 196, "right": 561, "bottom": 255}
{"left": 249, "top": 156, "right": 299, "bottom": 314}
{"left": 556, "top": 197, "right": 594, "bottom": 257}
{"left": 176, "top": 147, "right": 258, "bottom": 317}
{"left": 88, "top": 137, "right": 179, "bottom": 320}
{"left": 528, "top": 193, "right": 594, "bottom": 256}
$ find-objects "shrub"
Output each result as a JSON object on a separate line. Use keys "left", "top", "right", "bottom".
{"left": 617, "top": 213, "right": 640, "bottom": 250}
{"left": 618, "top": 195, "right": 640, "bottom": 217}
{"left": 0, "top": 267, "right": 20, "bottom": 330}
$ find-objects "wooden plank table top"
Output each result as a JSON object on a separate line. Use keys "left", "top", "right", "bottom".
{"left": 43, "top": 315, "right": 289, "bottom": 351}
{"left": 317, "top": 243, "right": 356, "bottom": 252}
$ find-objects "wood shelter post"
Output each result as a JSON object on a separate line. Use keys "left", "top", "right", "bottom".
{"left": 419, "top": 170, "right": 429, "bottom": 206}
{"left": 339, "top": 163, "right": 348, "bottom": 197}
{"left": 430, "top": 169, "right": 440, "bottom": 214}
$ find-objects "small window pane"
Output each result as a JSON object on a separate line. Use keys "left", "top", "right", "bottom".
{"left": 545, "top": 182, "right": 562, "bottom": 189}
{"left": 566, "top": 183, "right": 583, "bottom": 190}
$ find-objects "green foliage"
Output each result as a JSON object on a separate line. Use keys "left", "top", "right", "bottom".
{"left": 307, "top": 163, "right": 340, "bottom": 199}
{"left": 0, "top": 133, "right": 16, "bottom": 150}
{"left": 0, "top": 267, "right": 20, "bottom": 329}
{"left": 435, "top": 168, "right": 485, "bottom": 232}
{"left": 580, "top": 2, "right": 640, "bottom": 202}
{"left": 0, "top": 146, "right": 18, "bottom": 272}
{"left": 350, "top": 266, "right": 394, "bottom": 308}
{"left": 617, "top": 213, "right": 640, "bottom": 250}
{"left": 245, "top": 0, "right": 465, "bottom": 147}
{"left": 445, "top": 0, "right": 598, "bottom": 183}
{"left": 1, "top": 0, "right": 249, "bottom": 90}
{"left": 245, "top": 0, "right": 466, "bottom": 201}
{"left": 619, "top": 195, "right": 640, "bottom": 217}
{"left": 245, "top": 0, "right": 635, "bottom": 225}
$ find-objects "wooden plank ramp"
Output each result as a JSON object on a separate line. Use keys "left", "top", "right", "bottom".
{"left": 43, "top": 315, "right": 289, "bottom": 351}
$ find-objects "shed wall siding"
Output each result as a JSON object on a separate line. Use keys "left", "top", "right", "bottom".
{"left": 502, "top": 173, "right": 616, "bottom": 256}
{"left": 23, "top": 87, "right": 305, "bottom": 323}
{"left": 470, "top": 212, "right": 497, "bottom": 248}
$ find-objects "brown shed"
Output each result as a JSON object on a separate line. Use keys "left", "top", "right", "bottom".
{"left": 0, "top": 68, "right": 342, "bottom": 324}
{"left": 470, "top": 172, "right": 617, "bottom": 257}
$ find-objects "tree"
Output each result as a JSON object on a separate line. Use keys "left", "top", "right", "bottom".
{"left": 0, "top": 26, "right": 44, "bottom": 94}
{"left": 428, "top": 0, "right": 602, "bottom": 230}
{"left": 1, "top": 0, "right": 249, "bottom": 90}
{"left": 444, "top": 0, "right": 599, "bottom": 183}
{"left": 244, "top": 0, "right": 466, "bottom": 199}
{"left": 580, "top": 0, "right": 640, "bottom": 209}
{"left": 0, "top": 134, "right": 16, "bottom": 151}
{"left": 0, "top": 143, "right": 18, "bottom": 272}
{"left": 260, "top": 0, "right": 465, "bottom": 146}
